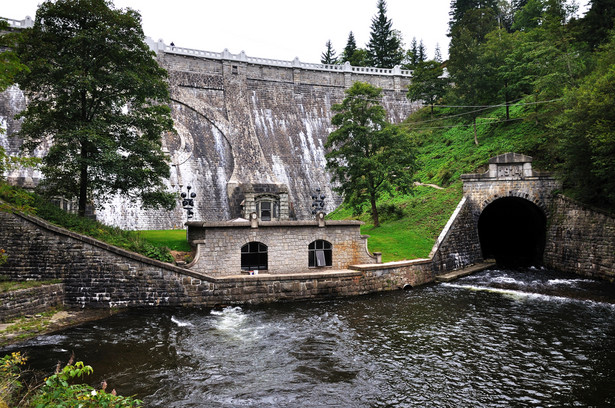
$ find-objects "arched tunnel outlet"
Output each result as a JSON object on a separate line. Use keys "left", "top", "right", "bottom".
{"left": 478, "top": 197, "right": 547, "bottom": 267}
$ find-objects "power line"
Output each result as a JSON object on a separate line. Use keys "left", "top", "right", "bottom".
{"left": 401, "top": 116, "right": 527, "bottom": 131}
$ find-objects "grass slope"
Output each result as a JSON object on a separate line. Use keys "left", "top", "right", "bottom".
{"left": 327, "top": 101, "right": 548, "bottom": 262}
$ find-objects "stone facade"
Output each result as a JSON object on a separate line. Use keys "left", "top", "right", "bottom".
{"left": 0, "top": 284, "right": 64, "bottom": 323}
{"left": 461, "top": 153, "right": 561, "bottom": 214}
{"left": 545, "top": 195, "right": 615, "bottom": 281}
{"left": 186, "top": 215, "right": 376, "bottom": 276}
{"left": 0, "top": 44, "right": 416, "bottom": 230}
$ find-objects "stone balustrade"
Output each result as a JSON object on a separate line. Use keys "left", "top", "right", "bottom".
{"left": 146, "top": 38, "right": 413, "bottom": 77}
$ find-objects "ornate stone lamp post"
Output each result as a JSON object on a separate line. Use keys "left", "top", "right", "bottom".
{"left": 180, "top": 186, "right": 196, "bottom": 219}
{"left": 311, "top": 188, "right": 326, "bottom": 215}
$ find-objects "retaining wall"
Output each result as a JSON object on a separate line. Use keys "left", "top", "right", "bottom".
{"left": 544, "top": 195, "right": 615, "bottom": 281}
{"left": 0, "top": 208, "right": 437, "bottom": 309}
{"left": 0, "top": 283, "right": 64, "bottom": 323}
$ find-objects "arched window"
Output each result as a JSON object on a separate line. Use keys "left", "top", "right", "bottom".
{"left": 241, "top": 242, "right": 268, "bottom": 271}
{"left": 308, "top": 240, "right": 332, "bottom": 268}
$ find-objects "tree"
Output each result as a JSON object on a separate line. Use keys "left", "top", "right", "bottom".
{"left": 341, "top": 32, "right": 368, "bottom": 66}
{"left": 576, "top": 0, "right": 615, "bottom": 49}
{"left": 555, "top": 33, "right": 615, "bottom": 209}
{"left": 407, "top": 60, "right": 448, "bottom": 115}
{"left": 321, "top": 39, "right": 338, "bottom": 64}
{"left": 15, "top": 0, "right": 175, "bottom": 217}
{"left": 366, "top": 0, "right": 404, "bottom": 68}
{"left": 325, "top": 82, "right": 416, "bottom": 227}
{"left": 434, "top": 44, "right": 443, "bottom": 62}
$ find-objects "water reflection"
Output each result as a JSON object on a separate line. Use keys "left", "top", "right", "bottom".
{"left": 2, "top": 267, "right": 615, "bottom": 407}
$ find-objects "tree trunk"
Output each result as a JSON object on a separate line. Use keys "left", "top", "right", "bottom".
{"left": 78, "top": 143, "right": 88, "bottom": 217}
{"left": 473, "top": 116, "right": 479, "bottom": 146}
{"left": 370, "top": 193, "right": 379, "bottom": 228}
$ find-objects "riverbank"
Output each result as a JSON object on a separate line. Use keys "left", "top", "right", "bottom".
{"left": 0, "top": 308, "right": 119, "bottom": 347}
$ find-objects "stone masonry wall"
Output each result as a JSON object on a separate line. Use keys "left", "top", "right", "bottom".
{"left": 430, "top": 197, "right": 483, "bottom": 273}
{"left": 544, "top": 195, "right": 615, "bottom": 281}
{"left": 0, "top": 208, "right": 440, "bottom": 309}
{"left": 186, "top": 219, "right": 375, "bottom": 276}
{"left": 0, "top": 209, "right": 203, "bottom": 308}
{"left": 0, "top": 284, "right": 64, "bottom": 323}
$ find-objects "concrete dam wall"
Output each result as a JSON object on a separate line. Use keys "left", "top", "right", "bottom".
{"left": 0, "top": 43, "right": 415, "bottom": 229}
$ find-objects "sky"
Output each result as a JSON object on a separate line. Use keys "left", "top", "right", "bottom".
{"left": 2, "top": 0, "right": 453, "bottom": 63}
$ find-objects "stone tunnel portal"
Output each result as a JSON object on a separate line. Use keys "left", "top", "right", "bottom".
{"left": 478, "top": 197, "right": 547, "bottom": 266}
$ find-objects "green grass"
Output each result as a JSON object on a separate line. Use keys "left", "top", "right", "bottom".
{"left": 328, "top": 184, "right": 462, "bottom": 262}
{"left": 136, "top": 230, "right": 191, "bottom": 252}
{"left": 0, "top": 279, "right": 62, "bottom": 293}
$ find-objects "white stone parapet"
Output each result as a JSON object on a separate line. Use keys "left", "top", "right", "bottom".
{"left": 148, "top": 38, "right": 413, "bottom": 77}
{"left": 3, "top": 16, "right": 34, "bottom": 29}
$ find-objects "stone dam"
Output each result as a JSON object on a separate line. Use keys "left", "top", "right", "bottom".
{"left": 0, "top": 37, "right": 415, "bottom": 229}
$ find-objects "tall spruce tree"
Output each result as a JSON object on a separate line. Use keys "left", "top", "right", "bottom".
{"left": 366, "top": 0, "right": 403, "bottom": 68}
{"left": 321, "top": 40, "right": 338, "bottom": 64}
{"left": 15, "top": 0, "right": 176, "bottom": 217}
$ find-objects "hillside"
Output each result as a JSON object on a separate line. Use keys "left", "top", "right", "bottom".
{"left": 327, "top": 100, "right": 552, "bottom": 262}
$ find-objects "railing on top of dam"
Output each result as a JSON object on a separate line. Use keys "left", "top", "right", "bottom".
{"left": 146, "top": 38, "right": 413, "bottom": 78}
{"left": 1, "top": 17, "right": 412, "bottom": 77}
{"left": 4, "top": 16, "right": 34, "bottom": 29}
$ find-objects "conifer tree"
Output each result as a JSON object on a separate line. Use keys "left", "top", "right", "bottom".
{"left": 321, "top": 40, "right": 338, "bottom": 64}
{"left": 434, "top": 44, "right": 443, "bottom": 62}
{"left": 366, "top": 0, "right": 403, "bottom": 68}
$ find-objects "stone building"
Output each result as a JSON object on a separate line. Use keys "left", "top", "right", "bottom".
{"left": 186, "top": 212, "right": 379, "bottom": 276}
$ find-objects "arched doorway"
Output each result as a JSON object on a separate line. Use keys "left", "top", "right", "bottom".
{"left": 478, "top": 197, "right": 546, "bottom": 266}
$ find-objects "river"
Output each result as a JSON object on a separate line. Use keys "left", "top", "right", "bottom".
{"left": 3, "top": 267, "right": 615, "bottom": 407}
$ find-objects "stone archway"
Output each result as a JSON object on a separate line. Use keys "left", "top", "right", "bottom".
{"left": 478, "top": 197, "right": 547, "bottom": 266}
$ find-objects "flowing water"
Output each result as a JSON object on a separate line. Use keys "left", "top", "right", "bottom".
{"left": 3, "top": 267, "right": 615, "bottom": 407}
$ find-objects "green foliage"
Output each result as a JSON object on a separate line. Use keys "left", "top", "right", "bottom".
{"left": 0, "top": 279, "right": 62, "bottom": 293}
{"left": 366, "top": 0, "right": 404, "bottom": 68}
{"left": 0, "top": 20, "right": 29, "bottom": 92}
{"left": 553, "top": 34, "right": 615, "bottom": 208}
{"left": 406, "top": 60, "right": 448, "bottom": 113}
{"left": 0, "top": 249, "right": 6, "bottom": 266}
{"left": 0, "top": 352, "right": 27, "bottom": 407}
{"left": 26, "top": 358, "right": 141, "bottom": 407}
{"left": 15, "top": 0, "right": 176, "bottom": 217}
{"left": 340, "top": 31, "right": 368, "bottom": 66}
{"left": 326, "top": 82, "right": 417, "bottom": 227}
{"left": 0, "top": 183, "right": 36, "bottom": 213}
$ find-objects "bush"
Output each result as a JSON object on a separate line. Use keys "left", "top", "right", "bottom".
{"left": 0, "top": 353, "right": 142, "bottom": 408}
{"left": 30, "top": 360, "right": 141, "bottom": 408}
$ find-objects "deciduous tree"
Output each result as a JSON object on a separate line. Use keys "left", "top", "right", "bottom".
{"left": 15, "top": 0, "right": 175, "bottom": 217}
{"left": 407, "top": 60, "right": 448, "bottom": 115}
{"left": 325, "top": 82, "right": 416, "bottom": 227}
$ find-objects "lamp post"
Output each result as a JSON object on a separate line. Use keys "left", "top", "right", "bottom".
{"left": 180, "top": 185, "right": 196, "bottom": 219}
{"left": 311, "top": 188, "right": 326, "bottom": 215}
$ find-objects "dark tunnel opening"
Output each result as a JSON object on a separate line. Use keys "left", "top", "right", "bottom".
{"left": 478, "top": 197, "right": 547, "bottom": 267}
